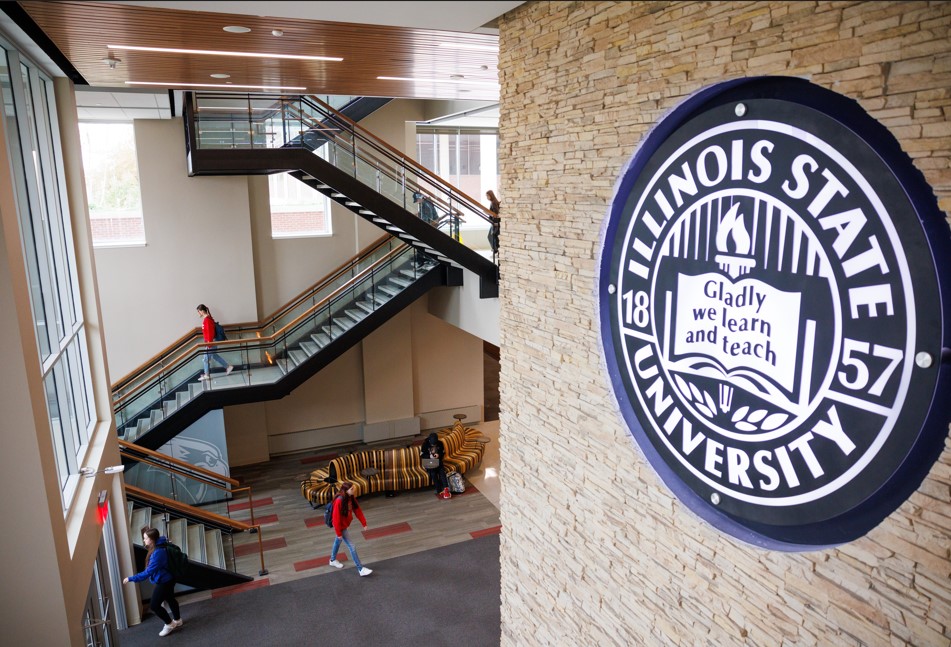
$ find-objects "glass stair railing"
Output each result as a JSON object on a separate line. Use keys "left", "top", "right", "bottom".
{"left": 112, "top": 239, "right": 442, "bottom": 444}
{"left": 120, "top": 440, "right": 268, "bottom": 581}
{"left": 186, "top": 92, "right": 496, "bottom": 281}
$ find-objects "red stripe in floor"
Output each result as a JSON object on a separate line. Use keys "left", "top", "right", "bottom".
{"left": 305, "top": 516, "right": 327, "bottom": 528}
{"left": 363, "top": 522, "right": 412, "bottom": 540}
{"left": 294, "top": 554, "right": 348, "bottom": 572}
{"left": 228, "top": 497, "right": 273, "bottom": 512}
{"left": 470, "top": 525, "right": 502, "bottom": 538}
{"left": 234, "top": 536, "right": 286, "bottom": 557}
{"left": 300, "top": 453, "right": 338, "bottom": 464}
{"left": 211, "top": 578, "right": 270, "bottom": 598}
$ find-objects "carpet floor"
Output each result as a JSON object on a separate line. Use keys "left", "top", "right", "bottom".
{"left": 117, "top": 534, "right": 501, "bottom": 647}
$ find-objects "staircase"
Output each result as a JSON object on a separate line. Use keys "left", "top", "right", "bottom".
{"left": 113, "top": 239, "right": 458, "bottom": 451}
{"left": 183, "top": 91, "right": 499, "bottom": 299}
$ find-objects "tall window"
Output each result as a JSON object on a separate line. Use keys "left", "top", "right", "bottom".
{"left": 269, "top": 172, "right": 332, "bottom": 238}
{"left": 416, "top": 129, "right": 499, "bottom": 211}
{"left": 0, "top": 41, "right": 95, "bottom": 501}
{"left": 79, "top": 122, "right": 145, "bottom": 247}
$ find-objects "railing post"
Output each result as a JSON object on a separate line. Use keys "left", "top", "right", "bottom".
{"left": 256, "top": 526, "right": 268, "bottom": 576}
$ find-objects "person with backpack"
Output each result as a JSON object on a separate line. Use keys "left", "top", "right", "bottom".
{"left": 196, "top": 304, "right": 233, "bottom": 382}
{"left": 327, "top": 482, "right": 373, "bottom": 576}
{"left": 123, "top": 527, "right": 184, "bottom": 637}
{"left": 420, "top": 432, "right": 451, "bottom": 499}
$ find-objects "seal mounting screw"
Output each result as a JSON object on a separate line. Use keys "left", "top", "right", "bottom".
{"left": 608, "top": 284, "right": 616, "bottom": 294}
{"left": 915, "top": 352, "right": 933, "bottom": 369}
{"left": 735, "top": 103, "right": 747, "bottom": 117}
{"left": 711, "top": 493, "right": 721, "bottom": 505}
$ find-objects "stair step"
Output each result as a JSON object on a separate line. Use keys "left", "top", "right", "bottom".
{"left": 360, "top": 210, "right": 375, "bottom": 215}
{"left": 135, "top": 418, "right": 151, "bottom": 439}
{"left": 344, "top": 308, "right": 366, "bottom": 323}
{"left": 205, "top": 528, "right": 225, "bottom": 569}
{"left": 130, "top": 507, "right": 152, "bottom": 543}
{"left": 186, "top": 523, "right": 205, "bottom": 566}
{"left": 378, "top": 283, "right": 400, "bottom": 297}
{"left": 311, "top": 332, "right": 331, "bottom": 347}
{"left": 345, "top": 201, "right": 360, "bottom": 207}
{"left": 289, "top": 349, "right": 308, "bottom": 366}
{"left": 149, "top": 408, "right": 164, "bottom": 427}
{"left": 150, "top": 513, "right": 167, "bottom": 535}
{"left": 332, "top": 193, "right": 345, "bottom": 198}
{"left": 176, "top": 390, "right": 191, "bottom": 408}
{"left": 356, "top": 300, "right": 376, "bottom": 315}
{"left": 389, "top": 276, "right": 411, "bottom": 288}
{"left": 168, "top": 518, "right": 187, "bottom": 549}
{"left": 276, "top": 358, "right": 292, "bottom": 375}
{"left": 189, "top": 382, "right": 204, "bottom": 398}
{"left": 333, "top": 316, "right": 355, "bottom": 330}
{"left": 163, "top": 399, "right": 178, "bottom": 416}
{"left": 300, "top": 340, "right": 320, "bottom": 356}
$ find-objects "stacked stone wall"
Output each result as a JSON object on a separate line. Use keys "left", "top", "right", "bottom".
{"left": 496, "top": 2, "right": 950, "bottom": 645}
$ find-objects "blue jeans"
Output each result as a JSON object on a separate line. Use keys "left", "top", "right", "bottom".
{"left": 203, "top": 349, "right": 228, "bottom": 375}
{"left": 330, "top": 528, "right": 363, "bottom": 570}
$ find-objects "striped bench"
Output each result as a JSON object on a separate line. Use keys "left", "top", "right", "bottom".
{"left": 300, "top": 422, "right": 484, "bottom": 507}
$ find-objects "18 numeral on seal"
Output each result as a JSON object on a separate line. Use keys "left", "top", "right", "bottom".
{"left": 623, "top": 290, "right": 651, "bottom": 328}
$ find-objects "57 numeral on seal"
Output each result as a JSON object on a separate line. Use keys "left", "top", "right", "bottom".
{"left": 622, "top": 290, "right": 650, "bottom": 328}
{"left": 837, "top": 338, "right": 903, "bottom": 397}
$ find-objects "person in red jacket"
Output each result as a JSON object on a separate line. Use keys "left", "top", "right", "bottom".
{"left": 196, "top": 304, "right": 233, "bottom": 381}
{"left": 327, "top": 481, "right": 373, "bottom": 576}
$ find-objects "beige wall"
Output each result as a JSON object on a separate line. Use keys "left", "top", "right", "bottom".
{"left": 94, "top": 119, "right": 258, "bottom": 380}
{"left": 497, "top": 2, "right": 951, "bottom": 645}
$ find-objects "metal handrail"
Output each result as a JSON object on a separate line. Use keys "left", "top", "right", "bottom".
{"left": 112, "top": 244, "right": 407, "bottom": 412}
{"left": 126, "top": 484, "right": 268, "bottom": 577}
{"left": 112, "top": 234, "right": 394, "bottom": 392}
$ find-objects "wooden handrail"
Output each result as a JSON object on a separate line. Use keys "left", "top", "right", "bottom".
{"left": 112, "top": 234, "right": 393, "bottom": 391}
{"left": 113, "top": 245, "right": 406, "bottom": 410}
{"left": 126, "top": 484, "right": 267, "bottom": 576}
{"left": 291, "top": 95, "right": 495, "bottom": 220}
{"left": 119, "top": 439, "right": 240, "bottom": 486}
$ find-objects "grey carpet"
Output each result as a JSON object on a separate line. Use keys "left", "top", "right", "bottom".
{"left": 118, "top": 534, "right": 501, "bottom": 647}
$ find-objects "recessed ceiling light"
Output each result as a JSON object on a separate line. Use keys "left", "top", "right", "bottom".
{"left": 439, "top": 42, "right": 499, "bottom": 53}
{"left": 378, "top": 76, "right": 498, "bottom": 87}
{"left": 108, "top": 44, "right": 342, "bottom": 62}
{"left": 272, "top": 30, "right": 284, "bottom": 37}
{"left": 126, "top": 81, "right": 307, "bottom": 91}
{"left": 223, "top": 26, "right": 251, "bottom": 34}
{"left": 450, "top": 74, "right": 464, "bottom": 80}
{"left": 210, "top": 73, "right": 231, "bottom": 79}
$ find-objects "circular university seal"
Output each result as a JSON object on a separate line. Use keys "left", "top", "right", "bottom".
{"left": 599, "top": 78, "right": 951, "bottom": 549}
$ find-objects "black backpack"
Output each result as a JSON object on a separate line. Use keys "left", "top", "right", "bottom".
{"left": 164, "top": 542, "right": 189, "bottom": 580}
{"left": 213, "top": 320, "right": 227, "bottom": 341}
{"left": 324, "top": 498, "right": 335, "bottom": 528}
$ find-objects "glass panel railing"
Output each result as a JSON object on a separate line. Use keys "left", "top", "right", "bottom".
{"left": 189, "top": 92, "right": 494, "bottom": 250}
{"left": 113, "top": 245, "right": 427, "bottom": 436}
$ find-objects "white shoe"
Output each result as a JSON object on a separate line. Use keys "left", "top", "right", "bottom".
{"left": 225, "top": 365, "right": 234, "bottom": 376}
{"left": 159, "top": 624, "right": 176, "bottom": 637}
{"left": 198, "top": 374, "right": 210, "bottom": 382}
{"left": 171, "top": 619, "right": 183, "bottom": 629}
{"left": 329, "top": 559, "right": 343, "bottom": 569}
{"left": 358, "top": 567, "right": 373, "bottom": 577}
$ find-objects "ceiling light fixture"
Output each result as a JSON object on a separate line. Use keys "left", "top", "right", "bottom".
{"left": 101, "top": 56, "right": 120, "bottom": 69}
{"left": 272, "top": 30, "right": 284, "bottom": 37}
{"left": 377, "top": 76, "right": 498, "bottom": 87}
{"left": 210, "top": 73, "right": 231, "bottom": 79}
{"left": 438, "top": 42, "right": 499, "bottom": 53}
{"left": 126, "top": 81, "right": 307, "bottom": 91}
{"left": 223, "top": 26, "right": 251, "bottom": 34}
{"left": 108, "top": 44, "right": 342, "bottom": 62}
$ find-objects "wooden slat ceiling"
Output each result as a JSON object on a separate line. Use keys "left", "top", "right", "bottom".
{"left": 18, "top": 1, "right": 501, "bottom": 101}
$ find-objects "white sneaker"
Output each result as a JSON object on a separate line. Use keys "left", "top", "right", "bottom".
{"left": 159, "top": 624, "right": 176, "bottom": 637}
{"left": 328, "top": 559, "right": 343, "bottom": 569}
{"left": 171, "top": 619, "right": 183, "bottom": 629}
{"left": 225, "top": 365, "right": 234, "bottom": 376}
{"left": 358, "top": 567, "right": 373, "bottom": 577}
{"left": 198, "top": 374, "right": 210, "bottom": 382}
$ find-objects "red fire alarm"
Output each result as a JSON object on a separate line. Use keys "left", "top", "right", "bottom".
{"left": 97, "top": 490, "right": 108, "bottom": 525}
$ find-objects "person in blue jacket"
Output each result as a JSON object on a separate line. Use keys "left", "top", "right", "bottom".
{"left": 123, "top": 527, "right": 183, "bottom": 637}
